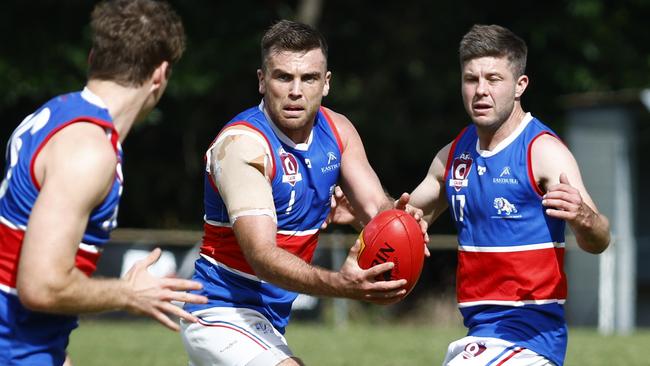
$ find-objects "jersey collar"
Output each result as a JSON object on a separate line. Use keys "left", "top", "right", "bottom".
{"left": 81, "top": 87, "right": 109, "bottom": 109}
{"left": 475, "top": 112, "right": 533, "bottom": 158}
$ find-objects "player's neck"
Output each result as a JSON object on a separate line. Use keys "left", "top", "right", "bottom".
{"left": 476, "top": 105, "right": 527, "bottom": 151}
{"left": 261, "top": 101, "right": 314, "bottom": 144}
{"left": 86, "top": 80, "right": 152, "bottom": 142}
{"left": 278, "top": 124, "right": 313, "bottom": 144}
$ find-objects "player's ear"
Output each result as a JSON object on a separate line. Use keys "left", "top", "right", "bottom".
{"left": 257, "top": 69, "right": 266, "bottom": 94}
{"left": 323, "top": 71, "right": 332, "bottom": 97}
{"left": 515, "top": 74, "right": 528, "bottom": 98}
{"left": 150, "top": 61, "right": 170, "bottom": 92}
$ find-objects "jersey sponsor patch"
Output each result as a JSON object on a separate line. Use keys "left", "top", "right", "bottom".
{"left": 492, "top": 165, "right": 519, "bottom": 185}
{"left": 320, "top": 151, "right": 340, "bottom": 174}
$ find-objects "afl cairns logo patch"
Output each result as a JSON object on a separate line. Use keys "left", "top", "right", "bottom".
{"left": 279, "top": 149, "right": 302, "bottom": 186}
{"left": 449, "top": 152, "right": 473, "bottom": 192}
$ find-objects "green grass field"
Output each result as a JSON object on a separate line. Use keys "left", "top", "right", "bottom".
{"left": 68, "top": 319, "right": 650, "bottom": 365}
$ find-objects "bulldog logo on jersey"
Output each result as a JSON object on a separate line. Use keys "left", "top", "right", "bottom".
{"left": 449, "top": 152, "right": 473, "bottom": 192}
{"left": 279, "top": 149, "right": 302, "bottom": 186}
{"left": 494, "top": 197, "right": 517, "bottom": 215}
{"left": 491, "top": 197, "right": 522, "bottom": 219}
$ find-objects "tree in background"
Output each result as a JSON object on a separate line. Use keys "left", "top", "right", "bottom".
{"left": 1, "top": 0, "right": 649, "bottom": 230}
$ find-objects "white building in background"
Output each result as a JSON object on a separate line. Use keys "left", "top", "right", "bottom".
{"left": 563, "top": 88, "right": 650, "bottom": 333}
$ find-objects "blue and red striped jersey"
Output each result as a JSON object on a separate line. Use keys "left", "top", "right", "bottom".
{"left": 0, "top": 88, "right": 122, "bottom": 292}
{"left": 187, "top": 103, "right": 343, "bottom": 333}
{"left": 0, "top": 88, "right": 123, "bottom": 365}
{"left": 445, "top": 113, "right": 568, "bottom": 366}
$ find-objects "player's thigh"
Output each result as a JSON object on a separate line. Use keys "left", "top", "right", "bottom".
{"left": 181, "top": 307, "right": 294, "bottom": 366}
{"left": 443, "top": 336, "right": 553, "bottom": 366}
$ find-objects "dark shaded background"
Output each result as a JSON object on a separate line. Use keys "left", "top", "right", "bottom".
{"left": 2, "top": 0, "right": 650, "bottom": 233}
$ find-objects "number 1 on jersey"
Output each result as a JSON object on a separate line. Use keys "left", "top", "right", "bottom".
{"left": 285, "top": 190, "right": 296, "bottom": 214}
{"left": 451, "top": 194, "right": 465, "bottom": 222}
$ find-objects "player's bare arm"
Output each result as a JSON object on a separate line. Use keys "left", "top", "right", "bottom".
{"left": 212, "top": 127, "right": 406, "bottom": 304}
{"left": 234, "top": 216, "right": 406, "bottom": 304}
{"left": 327, "top": 108, "right": 427, "bottom": 236}
{"left": 531, "top": 134, "right": 610, "bottom": 254}
{"left": 328, "top": 108, "right": 393, "bottom": 221}
{"left": 17, "top": 123, "right": 207, "bottom": 331}
{"left": 409, "top": 143, "right": 451, "bottom": 224}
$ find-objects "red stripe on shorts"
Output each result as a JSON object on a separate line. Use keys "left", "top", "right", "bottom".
{"left": 496, "top": 347, "right": 524, "bottom": 365}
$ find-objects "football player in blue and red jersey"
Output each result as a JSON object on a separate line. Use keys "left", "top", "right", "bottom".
{"left": 410, "top": 24, "right": 610, "bottom": 366}
{"left": 180, "top": 20, "right": 428, "bottom": 366}
{"left": 0, "top": 1, "right": 207, "bottom": 365}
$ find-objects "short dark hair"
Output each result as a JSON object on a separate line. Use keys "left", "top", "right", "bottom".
{"left": 459, "top": 24, "right": 527, "bottom": 77}
{"left": 260, "top": 20, "right": 328, "bottom": 70}
{"left": 88, "top": 0, "right": 186, "bottom": 86}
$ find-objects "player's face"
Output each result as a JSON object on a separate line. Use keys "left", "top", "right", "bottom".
{"left": 258, "top": 48, "right": 331, "bottom": 142}
{"left": 461, "top": 56, "right": 527, "bottom": 131}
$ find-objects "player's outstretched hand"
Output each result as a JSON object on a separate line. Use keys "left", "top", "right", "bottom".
{"left": 542, "top": 173, "right": 596, "bottom": 227}
{"left": 336, "top": 239, "right": 407, "bottom": 305}
{"left": 394, "top": 192, "right": 430, "bottom": 257}
{"left": 321, "top": 186, "right": 359, "bottom": 229}
{"left": 121, "top": 248, "right": 208, "bottom": 331}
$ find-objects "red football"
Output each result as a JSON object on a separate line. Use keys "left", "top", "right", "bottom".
{"left": 357, "top": 209, "right": 425, "bottom": 297}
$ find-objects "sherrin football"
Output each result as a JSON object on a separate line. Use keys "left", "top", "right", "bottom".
{"left": 357, "top": 209, "right": 425, "bottom": 297}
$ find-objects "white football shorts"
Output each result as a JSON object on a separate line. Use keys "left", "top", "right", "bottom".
{"left": 443, "top": 336, "right": 555, "bottom": 366}
{"left": 180, "top": 307, "right": 294, "bottom": 366}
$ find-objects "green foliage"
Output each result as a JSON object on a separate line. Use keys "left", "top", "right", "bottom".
{"left": 2, "top": 0, "right": 650, "bottom": 229}
{"left": 0, "top": 1, "right": 92, "bottom": 107}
